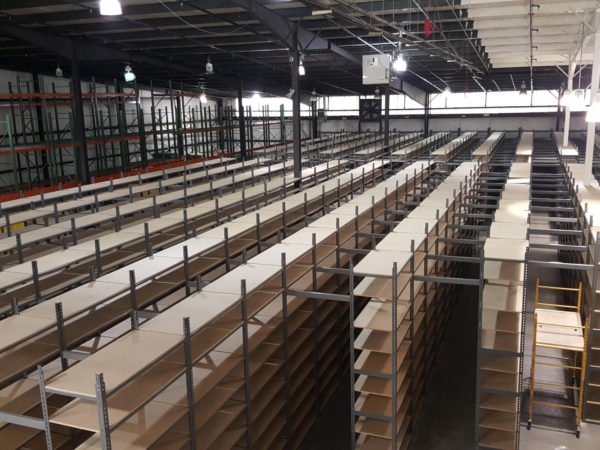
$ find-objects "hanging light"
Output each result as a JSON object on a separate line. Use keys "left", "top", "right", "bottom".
{"left": 310, "top": 88, "right": 318, "bottom": 102}
{"left": 586, "top": 90, "right": 600, "bottom": 122}
{"left": 299, "top": 54, "right": 306, "bottom": 76}
{"left": 55, "top": 66, "right": 63, "bottom": 78}
{"left": 252, "top": 92, "right": 261, "bottom": 100}
{"left": 392, "top": 53, "right": 407, "bottom": 72}
{"left": 99, "top": 0, "right": 122, "bottom": 16}
{"left": 199, "top": 90, "right": 208, "bottom": 104}
{"left": 205, "top": 57, "right": 213, "bottom": 75}
{"left": 442, "top": 86, "right": 451, "bottom": 98}
{"left": 374, "top": 86, "right": 381, "bottom": 99}
{"left": 519, "top": 81, "right": 527, "bottom": 95}
{"left": 124, "top": 65, "right": 135, "bottom": 83}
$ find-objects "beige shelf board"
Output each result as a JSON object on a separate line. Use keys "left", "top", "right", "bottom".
{"left": 76, "top": 400, "right": 188, "bottom": 449}
{"left": 497, "top": 197, "right": 529, "bottom": 211}
{"left": 480, "top": 354, "right": 520, "bottom": 374}
{"left": 535, "top": 309, "right": 584, "bottom": 351}
{"left": 480, "top": 329, "right": 521, "bottom": 353}
{"left": 140, "top": 291, "right": 240, "bottom": 336}
{"left": 354, "top": 250, "right": 413, "bottom": 277}
{"left": 200, "top": 221, "right": 255, "bottom": 240}
{"left": 482, "top": 283, "right": 524, "bottom": 313}
{"left": 2, "top": 280, "right": 129, "bottom": 351}
{"left": 4, "top": 248, "right": 96, "bottom": 276}
{"left": 76, "top": 231, "right": 146, "bottom": 252}
{"left": 354, "top": 299, "right": 407, "bottom": 331}
{"left": 50, "top": 359, "right": 184, "bottom": 432}
{"left": 493, "top": 209, "right": 528, "bottom": 225}
{"left": 0, "top": 271, "right": 32, "bottom": 291}
{"left": 482, "top": 309, "right": 522, "bottom": 333}
{"left": 501, "top": 184, "right": 529, "bottom": 199}
{"left": 21, "top": 280, "right": 129, "bottom": 321}
{"left": 480, "top": 393, "right": 518, "bottom": 413}
{"left": 153, "top": 237, "right": 223, "bottom": 259}
{"left": 479, "top": 409, "right": 517, "bottom": 432}
{"left": 354, "top": 350, "right": 402, "bottom": 375}
{"left": 489, "top": 223, "right": 528, "bottom": 241}
{"left": 484, "top": 238, "right": 527, "bottom": 262}
{"left": 249, "top": 243, "right": 312, "bottom": 267}
{"left": 99, "top": 255, "right": 180, "bottom": 285}
{"left": 408, "top": 206, "right": 447, "bottom": 220}
{"left": 203, "top": 263, "right": 281, "bottom": 296}
{"left": 483, "top": 261, "right": 524, "bottom": 284}
{"left": 281, "top": 226, "right": 335, "bottom": 246}
{"left": 478, "top": 428, "right": 515, "bottom": 450}
{"left": 480, "top": 370, "right": 519, "bottom": 393}
{"left": 46, "top": 330, "right": 183, "bottom": 398}
{"left": 354, "top": 329, "right": 393, "bottom": 353}
{"left": 0, "top": 315, "right": 55, "bottom": 352}
{"left": 377, "top": 232, "right": 427, "bottom": 253}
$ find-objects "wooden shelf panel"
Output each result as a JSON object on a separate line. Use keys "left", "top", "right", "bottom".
{"left": 477, "top": 427, "right": 516, "bottom": 450}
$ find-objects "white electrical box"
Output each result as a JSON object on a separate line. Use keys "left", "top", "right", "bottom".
{"left": 362, "top": 54, "right": 391, "bottom": 85}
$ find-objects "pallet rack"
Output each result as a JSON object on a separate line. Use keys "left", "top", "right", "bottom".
{"left": 0, "top": 75, "right": 295, "bottom": 193}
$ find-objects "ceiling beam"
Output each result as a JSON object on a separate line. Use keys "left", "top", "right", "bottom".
{"left": 228, "top": 0, "right": 361, "bottom": 65}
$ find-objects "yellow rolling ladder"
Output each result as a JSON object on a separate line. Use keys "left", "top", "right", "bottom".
{"left": 527, "top": 279, "right": 588, "bottom": 437}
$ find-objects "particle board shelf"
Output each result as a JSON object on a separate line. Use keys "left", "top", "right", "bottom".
{"left": 480, "top": 393, "right": 518, "bottom": 413}
{"left": 478, "top": 428, "right": 516, "bottom": 450}
{"left": 479, "top": 408, "right": 517, "bottom": 432}
{"left": 479, "top": 354, "right": 519, "bottom": 374}
{"left": 480, "top": 369, "right": 519, "bottom": 394}
{"left": 355, "top": 380, "right": 410, "bottom": 417}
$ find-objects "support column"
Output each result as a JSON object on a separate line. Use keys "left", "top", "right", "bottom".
{"left": 384, "top": 82, "right": 390, "bottom": 147}
{"left": 311, "top": 100, "right": 318, "bottom": 140}
{"left": 70, "top": 59, "right": 89, "bottom": 184}
{"left": 291, "top": 29, "right": 301, "bottom": 180}
{"left": 176, "top": 95, "right": 184, "bottom": 158}
{"left": 424, "top": 92, "right": 430, "bottom": 136}
{"left": 585, "top": 31, "right": 600, "bottom": 186}
{"left": 563, "top": 61, "right": 575, "bottom": 147}
{"left": 237, "top": 81, "right": 247, "bottom": 160}
{"left": 33, "top": 73, "right": 49, "bottom": 180}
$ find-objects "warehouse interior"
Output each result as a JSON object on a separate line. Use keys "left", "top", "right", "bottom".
{"left": 1, "top": 1, "right": 600, "bottom": 450}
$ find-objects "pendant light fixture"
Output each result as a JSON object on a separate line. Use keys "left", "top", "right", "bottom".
{"left": 99, "top": 0, "right": 122, "bottom": 16}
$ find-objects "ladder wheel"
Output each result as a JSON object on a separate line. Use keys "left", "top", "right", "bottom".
{"left": 527, "top": 420, "right": 532, "bottom": 430}
{"left": 576, "top": 429, "right": 580, "bottom": 439}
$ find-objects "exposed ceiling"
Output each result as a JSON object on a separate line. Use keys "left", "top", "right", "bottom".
{"left": 0, "top": 0, "right": 595, "bottom": 97}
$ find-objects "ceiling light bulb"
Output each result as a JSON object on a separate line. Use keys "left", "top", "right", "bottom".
{"left": 252, "top": 92, "right": 261, "bottom": 100}
{"left": 200, "top": 92, "right": 208, "bottom": 104}
{"left": 55, "top": 67, "right": 63, "bottom": 78}
{"left": 99, "top": 0, "right": 122, "bottom": 16}
{"left": 299, "top": 64, "right": 305, "bottom": 76}
{"left": 206, "top": 57, "right": 213, "bottom": 74}
{"left": 124, "top": 65, "right": 135, "bottom": 83}
{"left": 442, "top": 87, "right": 451, "bottom": 98}
{"left": 519, "top": 81, "right": 527, "bottom": 95}
{"left": 392, "top": 54, "right": 407, "bottom": 72}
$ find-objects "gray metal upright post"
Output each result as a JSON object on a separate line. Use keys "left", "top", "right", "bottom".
{"left": 291, "top": 28, "right": 301, "bottom": 180}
